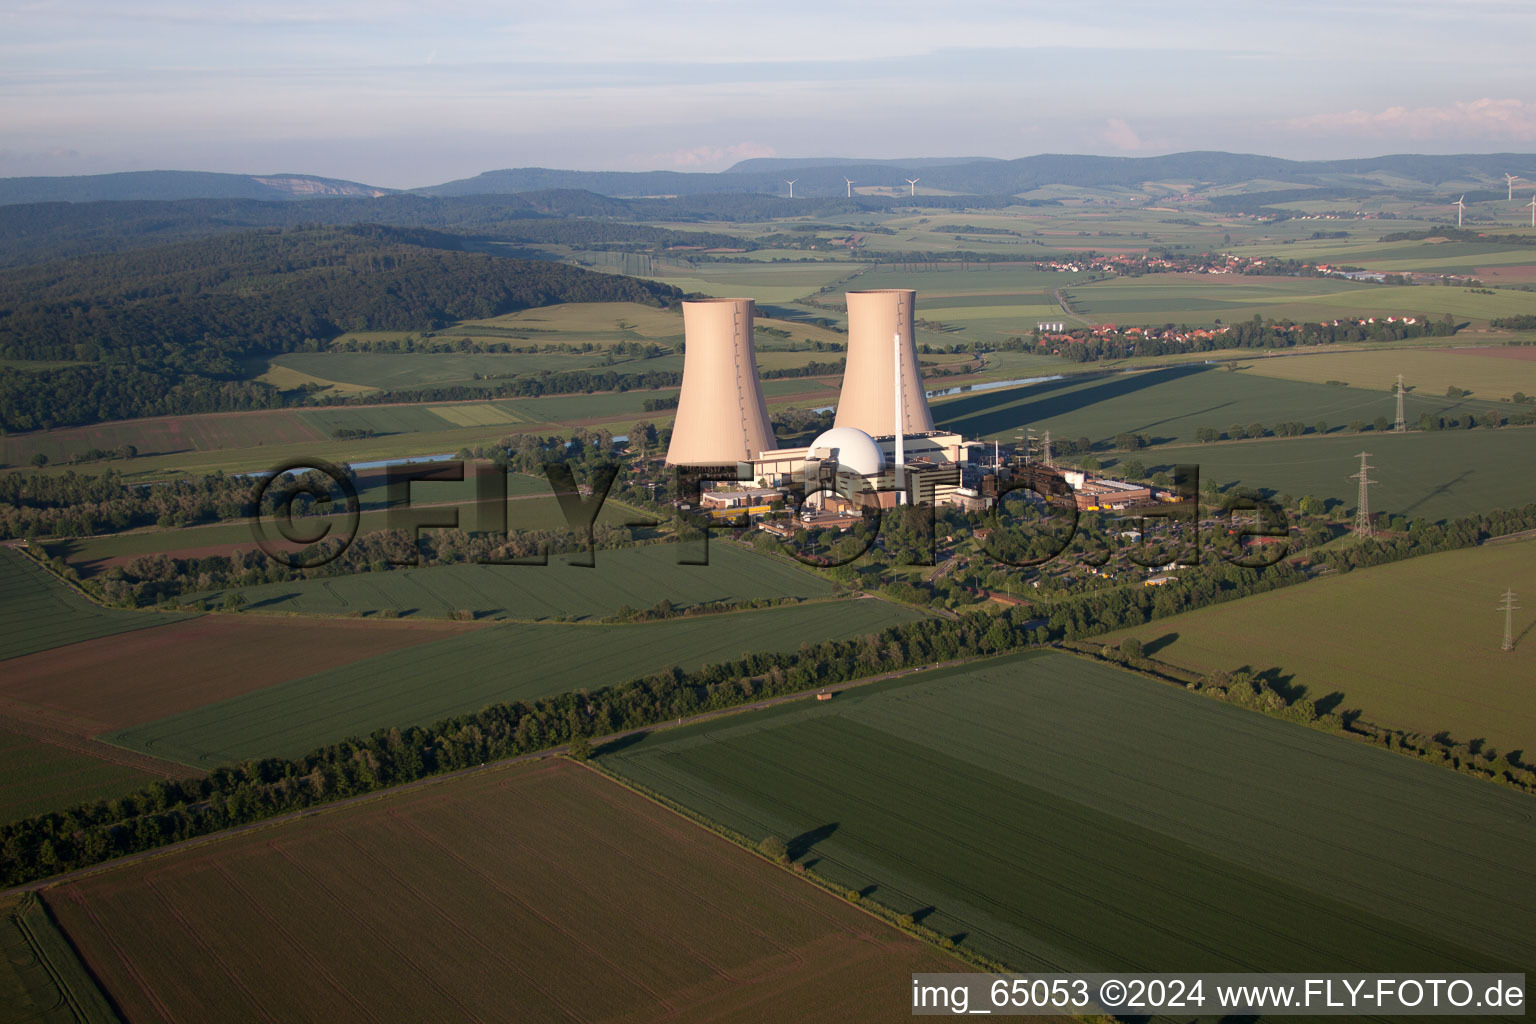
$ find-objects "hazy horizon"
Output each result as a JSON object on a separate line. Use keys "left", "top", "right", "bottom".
{"left": 4, "top": 1, "right": 1534, "bottom": 190}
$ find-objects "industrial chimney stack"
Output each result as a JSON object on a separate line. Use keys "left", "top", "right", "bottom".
{"left": 834, "top": 289, "right": 935, "bottom": 437}
{"left": 665, "top": 298, "right": 777, "bottom": 465}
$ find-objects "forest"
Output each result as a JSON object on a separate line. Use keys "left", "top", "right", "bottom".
{"left": 0, "top": 225, "right": 683, "bottom": 429}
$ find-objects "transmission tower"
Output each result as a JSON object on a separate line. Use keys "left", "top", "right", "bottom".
{"left": 1350, "top": 451, "right": 1375, "bottom": 535}
{"left": 1042, "top": 429, "right": 1054, "bottom": 467}
{"left": 1394, "top": 374, "right": 1407, "bottom": 432}
{"left": 1016, "top": 428, "right": 1036, "bottom": 465}
{"left": 1499, "top": 588, "right": 1519, "bottom": 651}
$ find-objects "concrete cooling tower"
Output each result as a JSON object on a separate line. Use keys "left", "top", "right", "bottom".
{"left": 833, "top": 289, "right": 935, "bottom": 437}
{"left": 665, "top": 298, "right": 777, "bottom": 465}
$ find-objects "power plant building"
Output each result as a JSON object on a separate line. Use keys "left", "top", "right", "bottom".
{"left": 668, "top": 287, "right": 979, "bottom": 513}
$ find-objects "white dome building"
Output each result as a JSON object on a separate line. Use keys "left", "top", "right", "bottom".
{"left": 805, "top": 427, "right": 885, "bottom": 478}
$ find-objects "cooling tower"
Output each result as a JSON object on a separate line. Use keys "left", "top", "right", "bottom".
{"left": 665, "top": 298, "right": 777, "bottom": 465}
{"left": 834, "top": 289, "right": 935, "bottom": 436}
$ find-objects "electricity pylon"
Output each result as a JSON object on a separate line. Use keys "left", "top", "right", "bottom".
{"left": 1351, "top": 451, "right": 1375, "bottom": 536}
{"left": 1394, "top": 374, "right": 1406, "bottom": 432}
{"left": 1499, "top": 588, "right": 1519, "bottom": 651}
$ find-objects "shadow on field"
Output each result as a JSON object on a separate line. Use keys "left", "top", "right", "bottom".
{"left": 1401, "top": 469, "right": 1473, "bottom": 517}
{"left": 787, "top": 822, "right": 839, "bottom": 862}
{"left": 593, "top": 731, "right": 650, "bottom": 757}
{"left": 934, "top": 364, "right": 1208, "bottom": 440}
{"left": 1143, "top": 632, "right": 1180, "bottom": 656}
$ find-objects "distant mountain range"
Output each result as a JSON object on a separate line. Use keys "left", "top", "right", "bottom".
{"left": 0, "top": 171, "right": 392, "bottom": 206}
{"left": 3, "top": 152, "right": 1533, "bottom": 207}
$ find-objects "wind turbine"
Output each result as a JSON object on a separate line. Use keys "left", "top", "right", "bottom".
{"left": 843, "top": 177, "right": 855, "bottom": 198}
{"left": 1528, "top": 194, "right": 1536, "bottom": 228}
{"left": 1454, "top": 194, "right": 1466, "bottom": 228}
{"left": 785, "top": 179, "right": 797, "bottom": 199}
{"left": 905, "top": 178, "right": 920, "bottom": 197}
{"left": 1506, "top": 173, "right": 1519, "bottom": 201}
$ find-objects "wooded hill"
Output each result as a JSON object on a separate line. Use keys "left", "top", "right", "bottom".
{"left": 0, "top": 225, "right": 682, "bottom": 431}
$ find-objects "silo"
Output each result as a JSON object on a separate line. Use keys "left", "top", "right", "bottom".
{"left": 664, "top": 298, "right": 777, "bottom": 465}
{"left": 833, "top": 289, "right": 935, "bottom": 437}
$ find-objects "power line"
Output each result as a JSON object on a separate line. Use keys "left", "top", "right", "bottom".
{"left": 1350, "top": 451, "right": 1375, "bottom": 536}
{"left": 1499, "top": 588, "right": 1519, "bottom": 652}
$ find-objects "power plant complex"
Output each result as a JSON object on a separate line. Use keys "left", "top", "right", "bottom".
{"left": 665, "top": 288, "right": 969, "bottom": 511}
{"left": 664, "top": 287, "right": 1172, "bottom": 522}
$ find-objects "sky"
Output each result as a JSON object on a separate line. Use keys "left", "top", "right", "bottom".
{"left": 2, "top": 0, "right": 1534, "bottom": 189}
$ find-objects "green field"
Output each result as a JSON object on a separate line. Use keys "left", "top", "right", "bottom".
{"left": 1062, "top": 273, "right": 1536, "bottom": 326}
{"left": 0, "top": 894, "right": 120, "bottom": 1024}
{"left": 187, "top": 543, "right": 835, "bottom": 621}
{"left": 52, "top": 487, "right": 643, "bottom": 575}
{"left": 604, "top": 650, "right": 1536, "bottom": 972}
{"left": 107, "top": 597, "right": 925, "bottom": 766}
{"left": 270, "top": 350, "right": 685, "bottom": 392}
{"left": 1235, "top": 346, "right": 1536, "bottom": 400}
{"left": 0, "top": 728, "right": 158, "bottom": 825}
{"left": 1101, "top": 539, "right": 1536, "bottom": 755}
{"left": 649, "top": 262, "right": 857, "bottom": 304}
{"left": 931, "top": 363, "right": 1507, "bottom": 446}
{"left": 1140, "top": 427, "right": 1536, "bottom": 521}
{"left": 0, "top": 548, "right": 186, "bottom": 661}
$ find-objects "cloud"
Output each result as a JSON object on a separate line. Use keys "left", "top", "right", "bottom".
{"left": 644, "top": 141, "right": 776, "bottom": 171}
{"left": 1285, "top": 97, "right": 1536, "bottom": 141}
{"left": 1101, "top": 117, "right": 1142, "bottom": 150}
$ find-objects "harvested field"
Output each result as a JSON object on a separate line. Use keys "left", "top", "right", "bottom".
{"left": 1100, "top": 538, "right": 1536, "bottom": 755}
{"left": 45, "top": 758, "right": 956, "bottom": 1023}
{"left": 1235, "top": 346, "right": 1536, "bottom": 400}
{"left": 0, "top": 548, "right": 185, "bottom": 662}
{"left": 606, "top": 650, "right": 1536, "bottom": 973}
{"left": 0, "top": 616, "right": 475, "bottom": 737}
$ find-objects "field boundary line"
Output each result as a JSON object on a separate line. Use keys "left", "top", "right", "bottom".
{"left": 572, "top": 756, "right": 1042, "bottom": 978}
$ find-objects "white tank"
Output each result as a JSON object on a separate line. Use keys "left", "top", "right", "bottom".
{"left": 806, "top": 426, "right": 885, "bottom": 478}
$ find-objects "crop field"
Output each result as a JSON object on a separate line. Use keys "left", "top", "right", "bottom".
{"left": 0, "top": 727, "right": 159, "bottom": 824}
{"left": 187, "top": 543, "right": 835, "bottom": 621}
{"left": 0, "top": 548, "right": 186, "bottom": 661}
{"left": 454, "top": 300, "right": 684, "bottom": 339}
{"left": 0, "top": 616, "right": 473, "bottom": 737}
{"left": 604, "top": 650, "right": 1536, "bottom": 973}
{"left": 1139, "top": 426, "right": 1536, "bottom": 521}
{"left": 269, "top": 349, "right": 685, "bottom": 393}
{"left": 45, "top": 758, "right": 956, "bottom": 1023}
{"left": 0, "top": 893, "right": 122, "bottom": 1024}
{"left": 54, "top": 490, "right": 641, "bottom": 576}
{"left": 1235, "top": 346, "right": 1536, "bottom": 400}
{"left": 108, "top": 597, "right": 926, "bottom": 766}
{"left": 1100, "top": 539, "right": 1536, "bottom": 754}
{"left": 930, "top": 363, "right": 1507, "bottom": 447}
{"left": 1062, "top": 273, "right": 1536, "bottom": 326}
{"left": 1, "top": 407, "right": 326, "bottom": 467}
{"left": 650, "top": 262, "right": 857, "bottom": 304}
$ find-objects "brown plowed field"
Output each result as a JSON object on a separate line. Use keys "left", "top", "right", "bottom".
{"left": 0, "top": 616, "right": 477, "bottom": 737}
{"left": 46, "top": 759, "right": 959, "bottom": 1023}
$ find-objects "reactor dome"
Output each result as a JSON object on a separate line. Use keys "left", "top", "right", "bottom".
{"left": 806, "top": 427, "right": 886, "bottom": 477}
